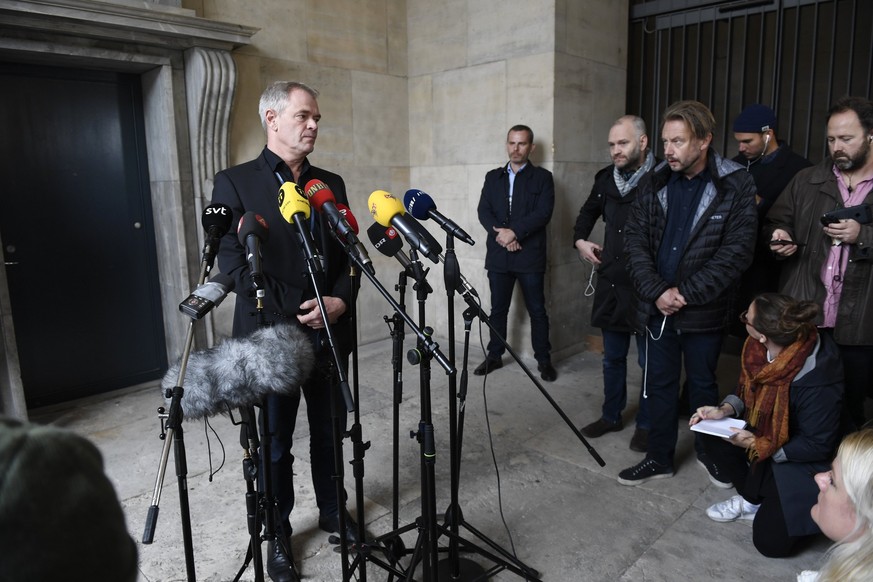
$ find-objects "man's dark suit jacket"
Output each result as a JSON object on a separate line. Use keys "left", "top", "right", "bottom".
{"left": 477, "top": 162, "right": 555, "bottom": 274}
{"left": 212, "top": 147, "right": 354, "bottom": 343}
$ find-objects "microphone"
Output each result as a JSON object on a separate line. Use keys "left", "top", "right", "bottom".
{"left": 403, "top": 189, "right": 475, "bottom": 246}
{"left": 304, "top": 179, "right": 374, "bottom": 274}
{"left": 367, "top": 222, "right": 431, "bottom": 289}
{"left": 201, "top": 202, "right": 233, "bottom": 269}
{"left": 368, "top": 190, "right": 439, "bottom": 263}
{"left": 367, "top": 222, "right": 412, "bottom": 268}
{"left": 237, "top": 212, "right": 269, "bottom": 291}
{"left": 336, "top": 203, "right": 358, "bottom": 234}
{"left": 179, "top": 273, "right": 235, "bottom": 319}
{"left": 277, "top": 182, "right": 322, "bottom": 272}
{"left": 161, "top": 323, "right": 316, "bottom": 420}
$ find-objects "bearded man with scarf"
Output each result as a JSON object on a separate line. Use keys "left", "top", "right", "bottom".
{"left": 691, "top": 293, "right": 844, "bottom": 558}
{"left": 574, "top": 115, "right": 658, "bottom": 452}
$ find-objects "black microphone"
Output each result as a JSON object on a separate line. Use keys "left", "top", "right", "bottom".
{"left": 236, "top": 211, "right": 269, "bottom": 291}
{"left": 403, "top": 189, "right": 475, "bottom": 246}
{"left": 367, "top": 222, "right": 413, "bottom": 269}
{"left": 179, "top": 274, "right": 235, "bottom": 319}
{"left": 367, "top": 222, "right": 431, "bottom": 288}
{"left": 201, "top": 203, "right": 233, "bottom": 269}
{"left": 368, "top": 190, "right": 439, "bottom": 263}
{"left": 161, "top": 323, "right": 315, "bottom": 420}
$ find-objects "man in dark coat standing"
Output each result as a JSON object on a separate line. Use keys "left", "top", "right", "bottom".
{"left": 475, "top": 124, "right": 557, "bottom": 381}
{"left": 212, "top": 81, "right": 357, "bottom": 582}
{"left": 729, "top": 104, "right": 812, "bottom": 337}
{"left": 574, "top": 115, "right": 656, "bottom": 452}
{"left": 618, "top": 100, "right": 758, "bottom": 486}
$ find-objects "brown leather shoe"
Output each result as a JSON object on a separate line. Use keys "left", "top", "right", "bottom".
{"left": 580, "top": 418, "right": 623, "bottom": 438}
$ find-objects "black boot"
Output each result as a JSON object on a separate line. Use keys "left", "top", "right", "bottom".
{"left": 266, "top": 539, "right": 299, "bottom": 582}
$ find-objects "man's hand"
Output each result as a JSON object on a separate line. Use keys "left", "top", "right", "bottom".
{"left": 769, "top": 228, "right": 799, "bottom": 256}
{"left": 655, "top": 287, "right": 686, "bottom": 316}
{"left": 493, "top": 226, "right": 517, "bottom": 248}
{"left": 575, "top": 239, "right": 602, "bottom": 265}
{"left": 297, "top": 296, "right": 347, "bottom": 329}
{"left": 824, "top": 219, "right": 861, "bottom": 245}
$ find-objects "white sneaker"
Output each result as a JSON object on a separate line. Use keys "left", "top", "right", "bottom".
{"left": 706, "top": 495, "right": 760, "bottom": 522}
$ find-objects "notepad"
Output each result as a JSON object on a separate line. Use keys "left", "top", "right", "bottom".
{"left": 690, "top": 417, "right": 747, "bottom": 438}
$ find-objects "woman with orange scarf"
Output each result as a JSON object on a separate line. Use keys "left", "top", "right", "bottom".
{"left": 690, "top": 293, "right": 843, "bottom": 558}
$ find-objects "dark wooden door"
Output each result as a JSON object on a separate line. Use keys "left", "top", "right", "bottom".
{"left": 0, "top": 63, "right": 167, "bottom": 407}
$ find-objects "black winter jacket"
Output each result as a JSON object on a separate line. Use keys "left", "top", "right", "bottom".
{"left": 624, "top": 151, "right": 758, "bottom": 333}
{"left": 573, "top": 163, "right": 653, "bottom": 331}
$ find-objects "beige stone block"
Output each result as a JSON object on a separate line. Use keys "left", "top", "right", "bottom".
{"left": 408, "top": 76, "right": 434, "bottom": 166}
{"left": 306, "top": 0, "right": 389, "bottom": 73}
{"left": 507, "top": 53, "right": 556, "bottom": 166}
{"left": 432, "top": 61, "right": 507, "bottom": 166}
{"left": 198, "top": 0, "right": 307, "bottom": 61}
{"left": 387, "top": 0, "right": 408, "bottom": 77}
{"left": 556, "top": 0, "right": 629, "bottom": 68}
{"left": 352, "top": 71, "right": 409, "bottom": 167}
{"left": 407, "top": 0, "right": 467, "bottom": 76}
{"left": 467, "top": 0, "right": 555, "bottom": 66}
{"left": 553, "top": 52, "right": 627, "bottom": 163}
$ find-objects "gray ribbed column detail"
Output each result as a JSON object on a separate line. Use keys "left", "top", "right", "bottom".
{"left": 184, "top": 47, "right": 236, "bottom": 346}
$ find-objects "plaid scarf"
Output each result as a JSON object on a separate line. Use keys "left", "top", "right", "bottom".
{"left": 613, "top": 151, "right": 655, "bottom": 197}
{"left": 738, "top": 329, "right": 818, "bottom": 462}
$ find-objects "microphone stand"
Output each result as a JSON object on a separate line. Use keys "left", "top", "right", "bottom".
{"left": 292, "top": 213, "right": 354, "bottom": 581}
{"left": 438, "top": 235, "right": 487, "bottom": 580}
{"left": 326, "top": 232, "right": 455, "bottom": 581}
{"left": 229, "top": 265, "right": 286, "bottom": 582}
{"left": 143, "top": 317, "right": 198, "bottom": 582}
{"left": 143, "top": 252, "right": 217, "bottom": 582}
{"left": 338, "top": 261, "right": 373, "bottom": 578}
{"left": 457, "top": 288, "right": 605, "bottom": 467}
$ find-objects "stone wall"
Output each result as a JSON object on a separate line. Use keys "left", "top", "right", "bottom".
{"left": 185, "top": 0, "right": 630, "bottom": 362}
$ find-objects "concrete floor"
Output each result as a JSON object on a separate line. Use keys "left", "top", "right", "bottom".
{"left": 28, "top": 336, "right": 832, "bottom": 582}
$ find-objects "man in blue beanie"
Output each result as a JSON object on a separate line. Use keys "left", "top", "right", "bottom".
{"left": 730, "top": 104, "right": 811, "bottom": 337}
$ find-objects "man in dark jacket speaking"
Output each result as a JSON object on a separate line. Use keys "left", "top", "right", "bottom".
{"left": 618, "top": 100, "right": 758, "bottom": 486}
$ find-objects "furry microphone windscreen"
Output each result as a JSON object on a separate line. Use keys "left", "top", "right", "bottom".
{"left": 161, "top": 323, "right": 316, "bottom": 420}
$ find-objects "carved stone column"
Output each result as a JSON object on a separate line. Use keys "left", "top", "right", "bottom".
{"left": 184, "top": 47, "right": 237, "bottom": 345}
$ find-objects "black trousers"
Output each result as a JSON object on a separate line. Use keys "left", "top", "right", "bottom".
{"left": 702, "top": 434, "right": 811, "bottom": 558}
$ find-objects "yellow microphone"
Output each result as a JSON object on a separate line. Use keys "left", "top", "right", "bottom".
{"left": 367, "top": 190, "right": 437, "bottom": 262}
{"left": 278, "top": 181, "right": 311, "bottom": 222}
{"left": 368, "top": 190, "right": 406, "bottom": 227}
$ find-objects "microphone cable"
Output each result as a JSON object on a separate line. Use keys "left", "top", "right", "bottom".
{"left": 203, "top": 416, "right": 227, "bottom": 482}
{"left": 474, "top": 295, "right": 526, "bottom": 574}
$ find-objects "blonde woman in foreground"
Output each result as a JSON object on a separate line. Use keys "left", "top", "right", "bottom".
{"left": 799, "top": 428, "right": 873, "bottom": 581}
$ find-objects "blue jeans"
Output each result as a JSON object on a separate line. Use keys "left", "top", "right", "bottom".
{"left": 486, "top": 270, "right": 551, "bottom": 363}
{"left": 643, "top": 315, "right": 722, "bottom": 467}
{"left": 601, "top": 330, "right": 649, "bottom": 429}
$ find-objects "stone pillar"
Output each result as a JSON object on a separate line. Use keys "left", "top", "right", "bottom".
{"left": 184, "top": 47, "right": 237, "bottom": 345}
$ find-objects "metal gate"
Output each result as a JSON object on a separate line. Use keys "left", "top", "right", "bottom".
{"left": 628, "top": 0, "right": 873, "bottom": 162}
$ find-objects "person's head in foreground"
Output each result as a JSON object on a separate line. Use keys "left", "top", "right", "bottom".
{"left": 809, "top": 428, "right": 873, "bottom": 581}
